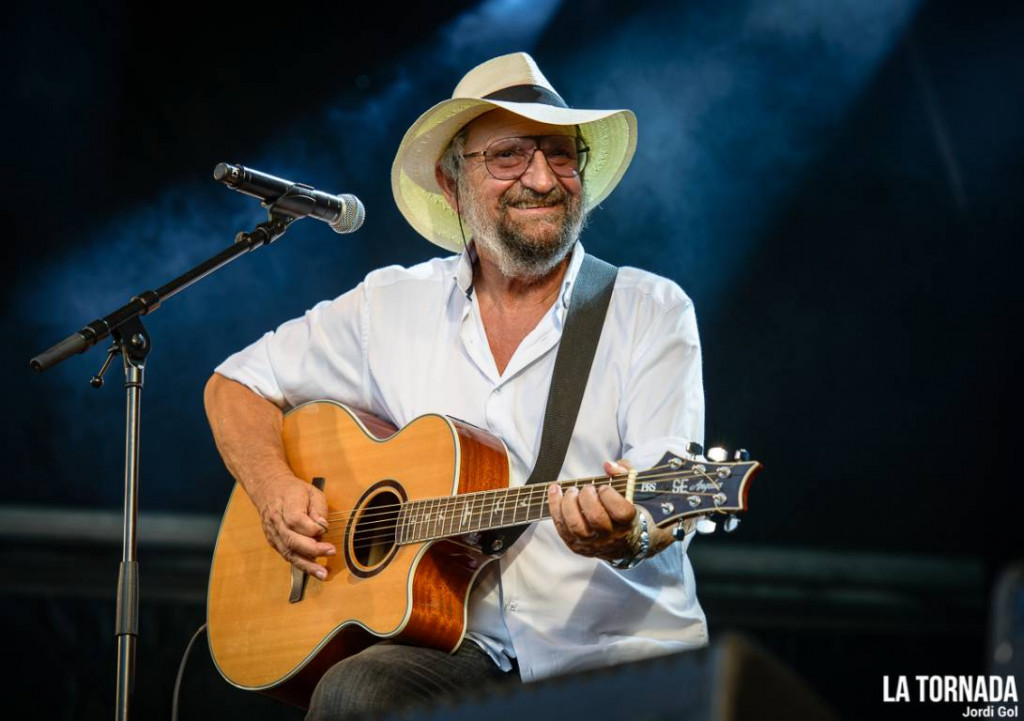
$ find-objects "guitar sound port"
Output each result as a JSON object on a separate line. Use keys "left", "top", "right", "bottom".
{"left": 346, "top": 482, "right": 403, "bottom": 577}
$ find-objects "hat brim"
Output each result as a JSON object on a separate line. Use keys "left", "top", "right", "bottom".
{"left": 391, "top": 97, "right": 637, "bottom": 253}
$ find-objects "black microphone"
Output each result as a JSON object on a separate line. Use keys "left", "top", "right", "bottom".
{"left": 214, "top": 163, "right": 365, "bottom": 234}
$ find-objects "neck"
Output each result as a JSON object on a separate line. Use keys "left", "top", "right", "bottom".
{"left": 472, "top": 242, "right": 572, "bottom": 310}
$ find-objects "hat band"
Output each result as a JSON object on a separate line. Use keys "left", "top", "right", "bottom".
{"left": 482, "top": 84, "right": 568, "bottom": 108}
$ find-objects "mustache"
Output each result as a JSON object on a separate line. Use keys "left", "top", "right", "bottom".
{"left": 500, "top": 186, "right": 570, "bottom": 209}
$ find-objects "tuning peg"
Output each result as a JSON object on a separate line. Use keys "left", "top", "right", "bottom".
{"left": 695, "top": 518, "right": 717, "bottom": 534}
{"left": 723, "top": 515, "right": 741, "bottom": 533}
{"left": 706, "top": 447, "right": 728, "bottom": 463}
{"left": 732, "top": 449, "right": 749, "bottom": 461}
{"left": 685, "top": 441, "right": 704, "bottom": 458}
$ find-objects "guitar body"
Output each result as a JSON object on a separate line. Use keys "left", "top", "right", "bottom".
{"left": 207, "top": 401, "right": 510, "bottom": 707}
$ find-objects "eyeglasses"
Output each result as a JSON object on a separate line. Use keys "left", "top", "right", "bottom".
{"left": 461, "top": 135, "right": 590, "bottom": 180}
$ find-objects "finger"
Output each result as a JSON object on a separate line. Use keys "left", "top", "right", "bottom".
{"left": 307, "top": 484, "right": 330, "bottom": 530}
{"left": 282, "top": 548, "right": 330, "bottom": 580}
{"left": 598, "top": 485, "right": 637, "bottom": 526}
{"left": 603, "top": 458, "right": 633, "bottom": 475}
{"left": 284, "top": 505, "right": 332, "bottom": 539}
{"left": 578, "top": 485, "right": 614, "bottom": 534}
{"left": 281, "top": 528, "right": 335, "bottom": 560}
{"left": 560, "top": 487, "right": 595, "bottom": 539}
{"left": 548, "top": 484, "right": 569, "bottom": 539}
{"left": 269, "top": 508, "right": 335, "bottom": 557}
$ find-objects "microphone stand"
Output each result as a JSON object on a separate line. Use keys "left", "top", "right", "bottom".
{"left": 30, "top": 208, "right": 296, "bottom": 721}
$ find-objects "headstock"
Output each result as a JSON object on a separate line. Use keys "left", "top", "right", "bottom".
{"left": 631, "top": 447, "right": 762, "bottom": 536}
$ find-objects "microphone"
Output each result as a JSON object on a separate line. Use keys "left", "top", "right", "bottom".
{"left": 214, "top": 163, "right": 365, "bottom": 234}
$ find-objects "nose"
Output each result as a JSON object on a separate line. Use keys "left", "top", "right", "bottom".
{"left": 518, "top": 148, "right": 558, "bottom": 193}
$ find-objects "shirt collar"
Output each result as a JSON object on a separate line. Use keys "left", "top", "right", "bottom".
{"left": 453, "top": 242, "right": 478, "bottom": 299}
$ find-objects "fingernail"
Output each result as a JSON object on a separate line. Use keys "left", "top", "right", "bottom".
{"left": 316, "top": 517, "right": 329, "bottom": 528}
{"left": 315, "top": 569, "right": 327, "bottom": 580}
{"left": 325, "top": 546, "right": 336, "bottom": 556}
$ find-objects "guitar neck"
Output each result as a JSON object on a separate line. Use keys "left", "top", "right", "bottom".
{"left": 396, "top": 476, "right": 615, "bottom": 545}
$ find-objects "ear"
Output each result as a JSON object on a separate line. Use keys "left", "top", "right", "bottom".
{"left": 435, "top": 163, "right": 459, "bottom": 213}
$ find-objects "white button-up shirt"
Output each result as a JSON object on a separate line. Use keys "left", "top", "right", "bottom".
{"left": 215, "top": 242, "right": 708, "bottom": 682}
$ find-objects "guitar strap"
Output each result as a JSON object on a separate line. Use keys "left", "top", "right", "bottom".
{"left": 479, "top": 253, "right": 619, "bottom": 556}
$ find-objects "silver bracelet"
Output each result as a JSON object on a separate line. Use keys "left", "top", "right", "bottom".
{"left": 609, "top": 508, "right": 651, "bottom": 570}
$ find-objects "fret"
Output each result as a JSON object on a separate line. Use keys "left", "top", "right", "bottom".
{"left": 531, "top": 486, "right": 548, "bottom": 522}
{"left": 443, "top": 496, "right": 457, "bottom": 538}
{"left": 418, "top": 498, "right": 430, "bottom": 543}
{"left": 436, "top": 497, "right": 448, "bottom": 539}
{"left": 417, "top": 498, "right": 427, "bottom": 542}
{"left": 395, "top": 502, "right": 406, "bottom": 545}
{"left": 458, "top": 495, "right": 472, "bottom": 534}
{"left": 490, "top": 489, "right": 505, "bottom": 528}
{"left": 464, "top": 492, "right": 475, "bottom": 534}
{"left": 402, "top": 500, "right": 414, "bottom": 544}
{"left": 513, "top": 485, "right": 529, "bottom": 524}
{"left": 448, "top": 496, "right": 458, "bottom": 535}
{"left": 452, "top": 496, "right": 463, "bottom": 537}
{"left": 500, "top": 488, "right": 514, "bottom": 529}
{"left": 409, "top": 500, "right": 422, "bottom": 544}
{"left": 436, "top": 496, "right": 447, "bottom": 540}
{"left": 427, "top": 496, "right": 440, "bottom": 541}
{"left": 473, "top": 490, "right": 486, "bottom": 533}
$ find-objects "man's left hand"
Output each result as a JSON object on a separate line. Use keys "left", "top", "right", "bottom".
{"left": 547, "top": 459, "right": 673, "bottom": 562}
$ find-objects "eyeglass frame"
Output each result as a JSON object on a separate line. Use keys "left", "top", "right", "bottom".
{"left": 460, "top": 132, "right": 591, "bottom": 180}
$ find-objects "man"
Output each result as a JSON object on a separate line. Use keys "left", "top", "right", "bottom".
{"left": 205, "top": 53, "right": 706, "bottom": 719}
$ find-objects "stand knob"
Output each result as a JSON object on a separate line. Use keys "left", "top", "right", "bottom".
{"left": 90, "top": 345, "right": 119, "bottom": 389}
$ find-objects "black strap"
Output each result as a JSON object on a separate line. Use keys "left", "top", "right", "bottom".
{"left": 479, "top": 254, "right": 618, "bottom": 555}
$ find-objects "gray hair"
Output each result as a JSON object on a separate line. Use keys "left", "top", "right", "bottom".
{"left": 438, "top": 127, "right": 470, "bottom": 185}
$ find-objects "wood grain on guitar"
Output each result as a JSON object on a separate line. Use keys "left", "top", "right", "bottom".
{"left": 206, "top": 400, "right": 760, "bottom": 708}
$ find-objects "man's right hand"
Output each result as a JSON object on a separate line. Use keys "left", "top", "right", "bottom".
{"left": 251, "top": 473, "right": 336, "bottom": 580}
{"left": 204, "top": 374, "right": 338, "bottom": 580}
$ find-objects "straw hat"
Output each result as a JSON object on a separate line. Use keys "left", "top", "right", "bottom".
{"left": 391, "top": 52, "right": 637, "bottom": 252}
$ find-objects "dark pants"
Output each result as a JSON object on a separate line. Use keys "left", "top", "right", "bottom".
{"left": 305, "top": 641, "right": 517, "bottom": 720}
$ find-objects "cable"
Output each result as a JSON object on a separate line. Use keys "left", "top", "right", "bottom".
{"left": 171, "top": 623, "right": 207, "bottom": 721}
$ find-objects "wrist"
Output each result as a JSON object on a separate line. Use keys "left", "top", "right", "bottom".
{"left": 608, "top": 507, "right": 651, "bottom": 570}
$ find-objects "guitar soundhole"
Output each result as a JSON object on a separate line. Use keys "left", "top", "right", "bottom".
{"left": 346, "top": 481, "right": 404, "bottom": 578}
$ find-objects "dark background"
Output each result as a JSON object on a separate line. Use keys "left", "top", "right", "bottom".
{"left": 3, "top": 1, "right": 1022, "bottom": 719}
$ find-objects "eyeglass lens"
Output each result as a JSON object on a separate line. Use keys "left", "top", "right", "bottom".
{"left": 485, "top": 136, "right": 587, "bottom": 179}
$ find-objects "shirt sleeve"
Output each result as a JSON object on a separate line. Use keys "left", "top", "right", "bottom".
{"left": 617, "top": 295, "right": 705, "bottom": 473}
{"left": 213, "top": 281, "right": 369, "bottom": 411}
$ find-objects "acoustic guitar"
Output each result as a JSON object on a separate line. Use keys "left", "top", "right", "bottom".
{"left": 206, "top": 400, "right": 761, "bottom": 707}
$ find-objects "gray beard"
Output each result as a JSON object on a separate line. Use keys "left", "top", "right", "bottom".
{"left": 459, "top": 181, "right": 588, "bottom": 280}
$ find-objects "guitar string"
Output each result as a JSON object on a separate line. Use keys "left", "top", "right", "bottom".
{"left": 335, "top": 491, "right": 727, "bottom": 549}
{"left": 318, "top": 462, "right": 721, "bottom": 522}
{"left": 318, "top": 465, "right": 726, "bottom": 527}
{"left": 335, "top": 483, "right": 726, "bottom": 544}
{"left": 321, "top": 469, "right": 732, "bottom": 549}
{"left": 334, "top": 487, "right": 732, "bottom": 552}
{"left": 317, "top": 469, "right": 728, "bottom": 544}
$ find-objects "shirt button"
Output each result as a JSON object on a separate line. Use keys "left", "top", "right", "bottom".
{"left": 494, "top": 386, "right": 502, "bottom": 395}
{"left": 506, "top": 600, "right": 518, "bottom": 612}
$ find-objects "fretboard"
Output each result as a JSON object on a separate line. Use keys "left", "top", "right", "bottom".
{"left": 395, "top": 477, "right": 616, "bottom": 545}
